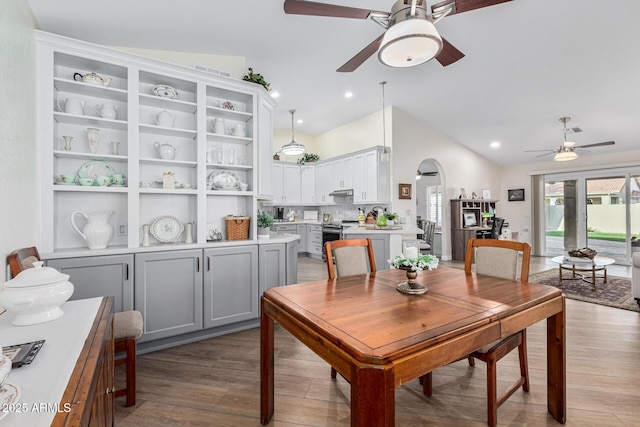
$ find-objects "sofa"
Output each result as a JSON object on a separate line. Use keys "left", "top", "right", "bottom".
{"left": 633, "top": 252, "right": 640, "bottom": 308}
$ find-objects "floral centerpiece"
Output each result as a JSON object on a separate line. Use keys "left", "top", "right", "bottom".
{"left": 389, "top": 253, "right": 439, "bottom": 294}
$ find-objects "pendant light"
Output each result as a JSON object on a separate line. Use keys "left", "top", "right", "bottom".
{"left": 380, "top": 81, "right": 390, "bottom": 162}
{"left": 281, "top": 109, "right": 305, "bottom": 155}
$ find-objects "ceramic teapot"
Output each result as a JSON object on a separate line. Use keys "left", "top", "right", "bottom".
{"left": 95, "top": 103, "right": 119, "bottom": 120}
{"left": 73, "top": 72, "right": 111, "bottom": 87}
{"left": 153, "top": 141, "right": 178, "bottom": 160}
{"left": 71, "top": 210, "right": 114, "bottom": 249}
{"left": 230, "top": 123, "right": 246, "bottom": 137}
{"left": 155, "top": 110, "right": 176, "bottom": 128}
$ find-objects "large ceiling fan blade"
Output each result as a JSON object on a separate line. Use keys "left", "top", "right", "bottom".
{"left": 337, "top": 34, "right": 384, "bottom": 72}
{"left": 535, "top": 152, "right": 555, "bottom": 158}
{"left": 524, "top": 149, "right": 555, "bottom": 153}
{"left": 436, "top": 37, "right": 465, "bottom": 66}
{"left": 431, "top": 0, "right": 512, "bottom": 16}
{"left": 283, "top": 0, "right": 385, "bottom": 19}
{"left": 573, "top": 141, "right": 615, "bottom": 149}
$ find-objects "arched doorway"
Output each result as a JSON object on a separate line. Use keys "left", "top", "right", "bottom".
{"left": 416, "top": 159, "right": 446, "bottom": 258}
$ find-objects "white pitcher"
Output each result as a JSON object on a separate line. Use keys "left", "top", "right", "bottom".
{"left": 71, "top": 210, "right": 114, "bottom": 249}
{"left": 95, "top": 103, "right": 118, "bottom": 120}
{"left": 155, "top": 110, "right": 176, "bottom": 128}
{"left": 57, "top": 98, "right": 85, "bottom": 115}
{"left": 230, "top": 123, "right": 246, "bottom": 137}
{"left": 153, "top": 141, "right": 177, "bottom": 160}
{"left": 211, "top": 117, "right": 225, "bottom": 134}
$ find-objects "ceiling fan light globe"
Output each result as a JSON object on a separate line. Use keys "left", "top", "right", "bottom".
{"left": 554, "top": 151, "right": 577, "bottom": 162}
{"left": 281, "top": 141, "right": 305, "bottom": 155}
{"left": 378, "top": 19, "right": 442, "bottom": 68}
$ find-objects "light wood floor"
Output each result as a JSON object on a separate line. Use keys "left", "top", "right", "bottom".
{"left": 115, "top": 256, "right": 640, "bottom": 426}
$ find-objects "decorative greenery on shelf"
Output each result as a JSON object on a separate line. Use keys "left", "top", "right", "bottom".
{"left": 242, "top": 68, "right": 270, "bottom": 91}
{"left": 257, "top": 210, "right": 274, "bottom": 229}
{"left": 389, "top": 254, "right": 439, "bottom": 273}
{"left": 297, "top": 153, "right": 320, "bottom": 164}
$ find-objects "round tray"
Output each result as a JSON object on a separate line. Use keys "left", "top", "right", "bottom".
{"left": 396, "top": 282, "right": 428, "bottom": 295}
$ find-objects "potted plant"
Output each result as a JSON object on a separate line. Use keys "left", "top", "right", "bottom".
{"left": 297, "top": 153, "right": 320, "bottom": 165}
{"left": 385, "top": 212, "right": 399, "bottom": 225}
{"left": 242, "top": 68, "right": 270, "bottom": 92}
{"left": 257, "top": 210, "right": 274, "bottom": 238}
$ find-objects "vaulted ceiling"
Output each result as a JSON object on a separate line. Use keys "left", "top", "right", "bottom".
{"left": 26, "top": 0, "right": 640, "bottom": 166}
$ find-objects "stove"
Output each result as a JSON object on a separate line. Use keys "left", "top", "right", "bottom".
{"left": 321, "top": 220, "right": 359, "bottom": 261}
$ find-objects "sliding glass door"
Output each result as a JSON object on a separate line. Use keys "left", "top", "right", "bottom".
{"left": 543, "top": 168, "right": 640, "bottom": 264}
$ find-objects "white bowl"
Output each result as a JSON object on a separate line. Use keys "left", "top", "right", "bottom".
{"left": 0, "top": 262, "right": 74, "bottom": 326}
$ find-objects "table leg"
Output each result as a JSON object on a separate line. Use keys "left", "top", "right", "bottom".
{"left": 547, "top": 296, "right": 566, "bottom": 424}
{"left": 351, "top": 364, "right": 395, "bottom": 427}
{"left": 260, "top": 298, "right": 275, "bottom": 425}
{"left": 592, "top": 264, "right": 596, "bottom": 291}
{"left": 558, "top": 265, "right": 562, "bottom": 284}
{"left": 604, "top": 266, "right": 608, "bottom": 283}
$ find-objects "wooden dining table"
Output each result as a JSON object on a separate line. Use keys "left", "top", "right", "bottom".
{"left": 260, "top": 267, "right": 566, "bottom": 427}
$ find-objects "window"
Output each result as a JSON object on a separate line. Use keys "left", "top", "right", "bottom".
{"left": 426, "top": 185, "right": 442, "bottom": 227}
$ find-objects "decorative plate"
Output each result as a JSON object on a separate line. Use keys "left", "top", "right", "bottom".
{"left": 77, "top": 161, "right": 115, "bottom": 181}
{"left": 208, "top": 171, "right": 239, "bottom": 191}
{"left": 150, "top": 215, "right": 184, "bottom": 243}
{"left": 220, "top": 101, "right": 235, "bottom": 110}
{"left": 152, "top": 84, "right": 178, "bottom": 99}
{"left": 0, "top": 383, "right": 21, "bottom": 421}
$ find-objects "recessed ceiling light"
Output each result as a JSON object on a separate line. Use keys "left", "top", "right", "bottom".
{"left": 271, "top": 91, "right": 280, "bottom": 98}
{"left": 344, "top": 91, "right": 353, "bottom": 98}
{"left": 297, "top": 119, "right": 303, "bottom": 124}
{"left": 490, "top": 141, "right": 501, "bottom": 148}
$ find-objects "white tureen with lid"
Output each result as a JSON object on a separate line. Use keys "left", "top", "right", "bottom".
{"left": 0, "top": 262, "right": 74, "bottom": 326}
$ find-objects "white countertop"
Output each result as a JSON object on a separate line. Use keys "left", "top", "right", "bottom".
{"left": 343, "top": 225, "right": 423, "bottom": 235}
{"left": 272, "top": 221, "right": 322, "bottom": 226}
{"left": 0, "top": 298, "right": 102, "bottom": 426}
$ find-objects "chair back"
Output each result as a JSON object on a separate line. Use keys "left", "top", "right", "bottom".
{"left": 424, "top": 221, "right": 436, "bottom": 246}
{"left": 464, "top": 239, "right": 531, "bottom": 281}
{"left": 490, "top": 217, "right": 505, "bottom": 239}
{"left": 7, "top": 247, "right": 41, "bottom": 278}
{"left": 324, "top": 238, "right": 377, "bottom": 280}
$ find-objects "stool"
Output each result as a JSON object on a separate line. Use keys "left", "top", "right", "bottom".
{"left": 113, "top": 310, "right": 143, "bottom": 407}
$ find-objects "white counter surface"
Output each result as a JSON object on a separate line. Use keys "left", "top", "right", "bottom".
{"left": 0, "top": 298, "right": 102, "bottom": 426}
{"left": 343, "top": 225, "right": 423, "bottom": 235}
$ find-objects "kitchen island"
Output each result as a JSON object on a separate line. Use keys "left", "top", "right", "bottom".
{"left": 343, "top": 225, "right": 423, "bottom": 270}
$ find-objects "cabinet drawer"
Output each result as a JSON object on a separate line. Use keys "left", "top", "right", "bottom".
{"left": 308, "top": 243, "right": 322, "bottom": 255}
{"left": 309, "top": 225, "right": 322, "bottom": 232}
{"left": 275, "top": 224, "right": 297, "bottom": 233}
{"left": 310, "top": 232, "right": 322, "bottom": 243}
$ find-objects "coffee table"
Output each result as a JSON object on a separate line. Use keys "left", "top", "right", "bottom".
{"left": 551, "top": 255, "right": 615, "bottom": 290}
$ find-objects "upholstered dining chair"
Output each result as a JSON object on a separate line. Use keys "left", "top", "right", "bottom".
{"left": 420, "top": 238, "right": 532, "bottom": 427}
{"left": 419, "top": 220, "right": 436, "bottom": 254}
{"left": 7, "top": 247, "right": 143, "bottom": 407}
{"left": 324, "top": 238, "right": 377, "bottom": 378}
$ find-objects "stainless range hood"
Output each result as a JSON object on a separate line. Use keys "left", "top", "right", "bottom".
{"left": 329, "top": 189, "right": 353, "bottom": 197}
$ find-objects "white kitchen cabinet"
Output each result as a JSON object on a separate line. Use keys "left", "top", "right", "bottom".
{"left": 271, "top": 162, "right": 301, "bottom": 204}
{"left": 204, "top": 246, "right": 258, "bottom": 328}
{"left": 135, "top": 249, "right": 204, "bottom": 343}
{"left": 300, "top": 164, "right": 316, "bottom": 204}
{"left": 353, "top": 148, "right": 389, "bottom": 204}
{"left": 314, "top": 161, "right": 334, "bottom": 205}
{"left": 258, "top": 243, "right": 285, "bottom": 295}
{"left": 35, "top": 31, "right": 273, "bottom": 254}
{"left": 333, "top": 156, "right": 353, "bottom": 190}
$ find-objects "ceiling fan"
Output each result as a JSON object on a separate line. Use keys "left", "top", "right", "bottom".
{"left": 526, "top": 117, "right": 615, "bottom": 162}
{"left": 283, "top": 0, "right": 513, "bottom": 72}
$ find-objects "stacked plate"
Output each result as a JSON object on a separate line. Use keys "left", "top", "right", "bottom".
{"left": 152, "top": 84, "right": 178, "bottom": 99}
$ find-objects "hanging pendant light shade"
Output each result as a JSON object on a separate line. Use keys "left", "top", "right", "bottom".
{"left": 281, "top": 109, "right": 305, "bottom": 155}
{"left": 380, "top": 81, "right": 390, "bottom": 162}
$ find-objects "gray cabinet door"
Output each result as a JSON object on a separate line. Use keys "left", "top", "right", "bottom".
{"left": 204, "top": 246, "right": 258, "bottom": 328}
{"left": 259, "top": 244, "right": 285, "bottom": 296}
{"left": 342, "top": 233, "right": 390, "bottom": 271}
{"left": 296, "top": 224, "right": 307, "bottom": 252}
{"left": 285, "top": 240, "right": 299, "bottom": 285}
{"left": 135, "top": 250, "right": 203, "bottom": 343}
{"left": 47, "top": 254, "right": 133, "bottom": 313}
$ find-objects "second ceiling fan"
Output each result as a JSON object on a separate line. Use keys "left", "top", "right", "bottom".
{"left": 283, "top": 0, "right": 513, "bottom": 72}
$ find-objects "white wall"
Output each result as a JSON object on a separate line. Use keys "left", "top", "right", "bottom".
{"left": 500, "top": 149, "right": 640, "bottom": 245}
{"left": 113, "top": 46, "right": 246, "bottom": 80}
{"left": 391, "top": 108, "right": 503, "bottom": 260}
{"left": 0, "top": 0, "right": 37, "bottom": 280}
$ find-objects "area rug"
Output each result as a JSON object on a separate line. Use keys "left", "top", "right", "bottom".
{"left": 529, "top": 269, "right": 639, "bottom": 313}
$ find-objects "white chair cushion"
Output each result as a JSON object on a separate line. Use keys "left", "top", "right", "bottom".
{"left": 475, "top": 246, "right": 518, "bottom": 280}
{"left": 114, "top": 310, "right": 143, "bottom": 340}
{"left": 334, "top": 246, "right": 369, "bottom": 277}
